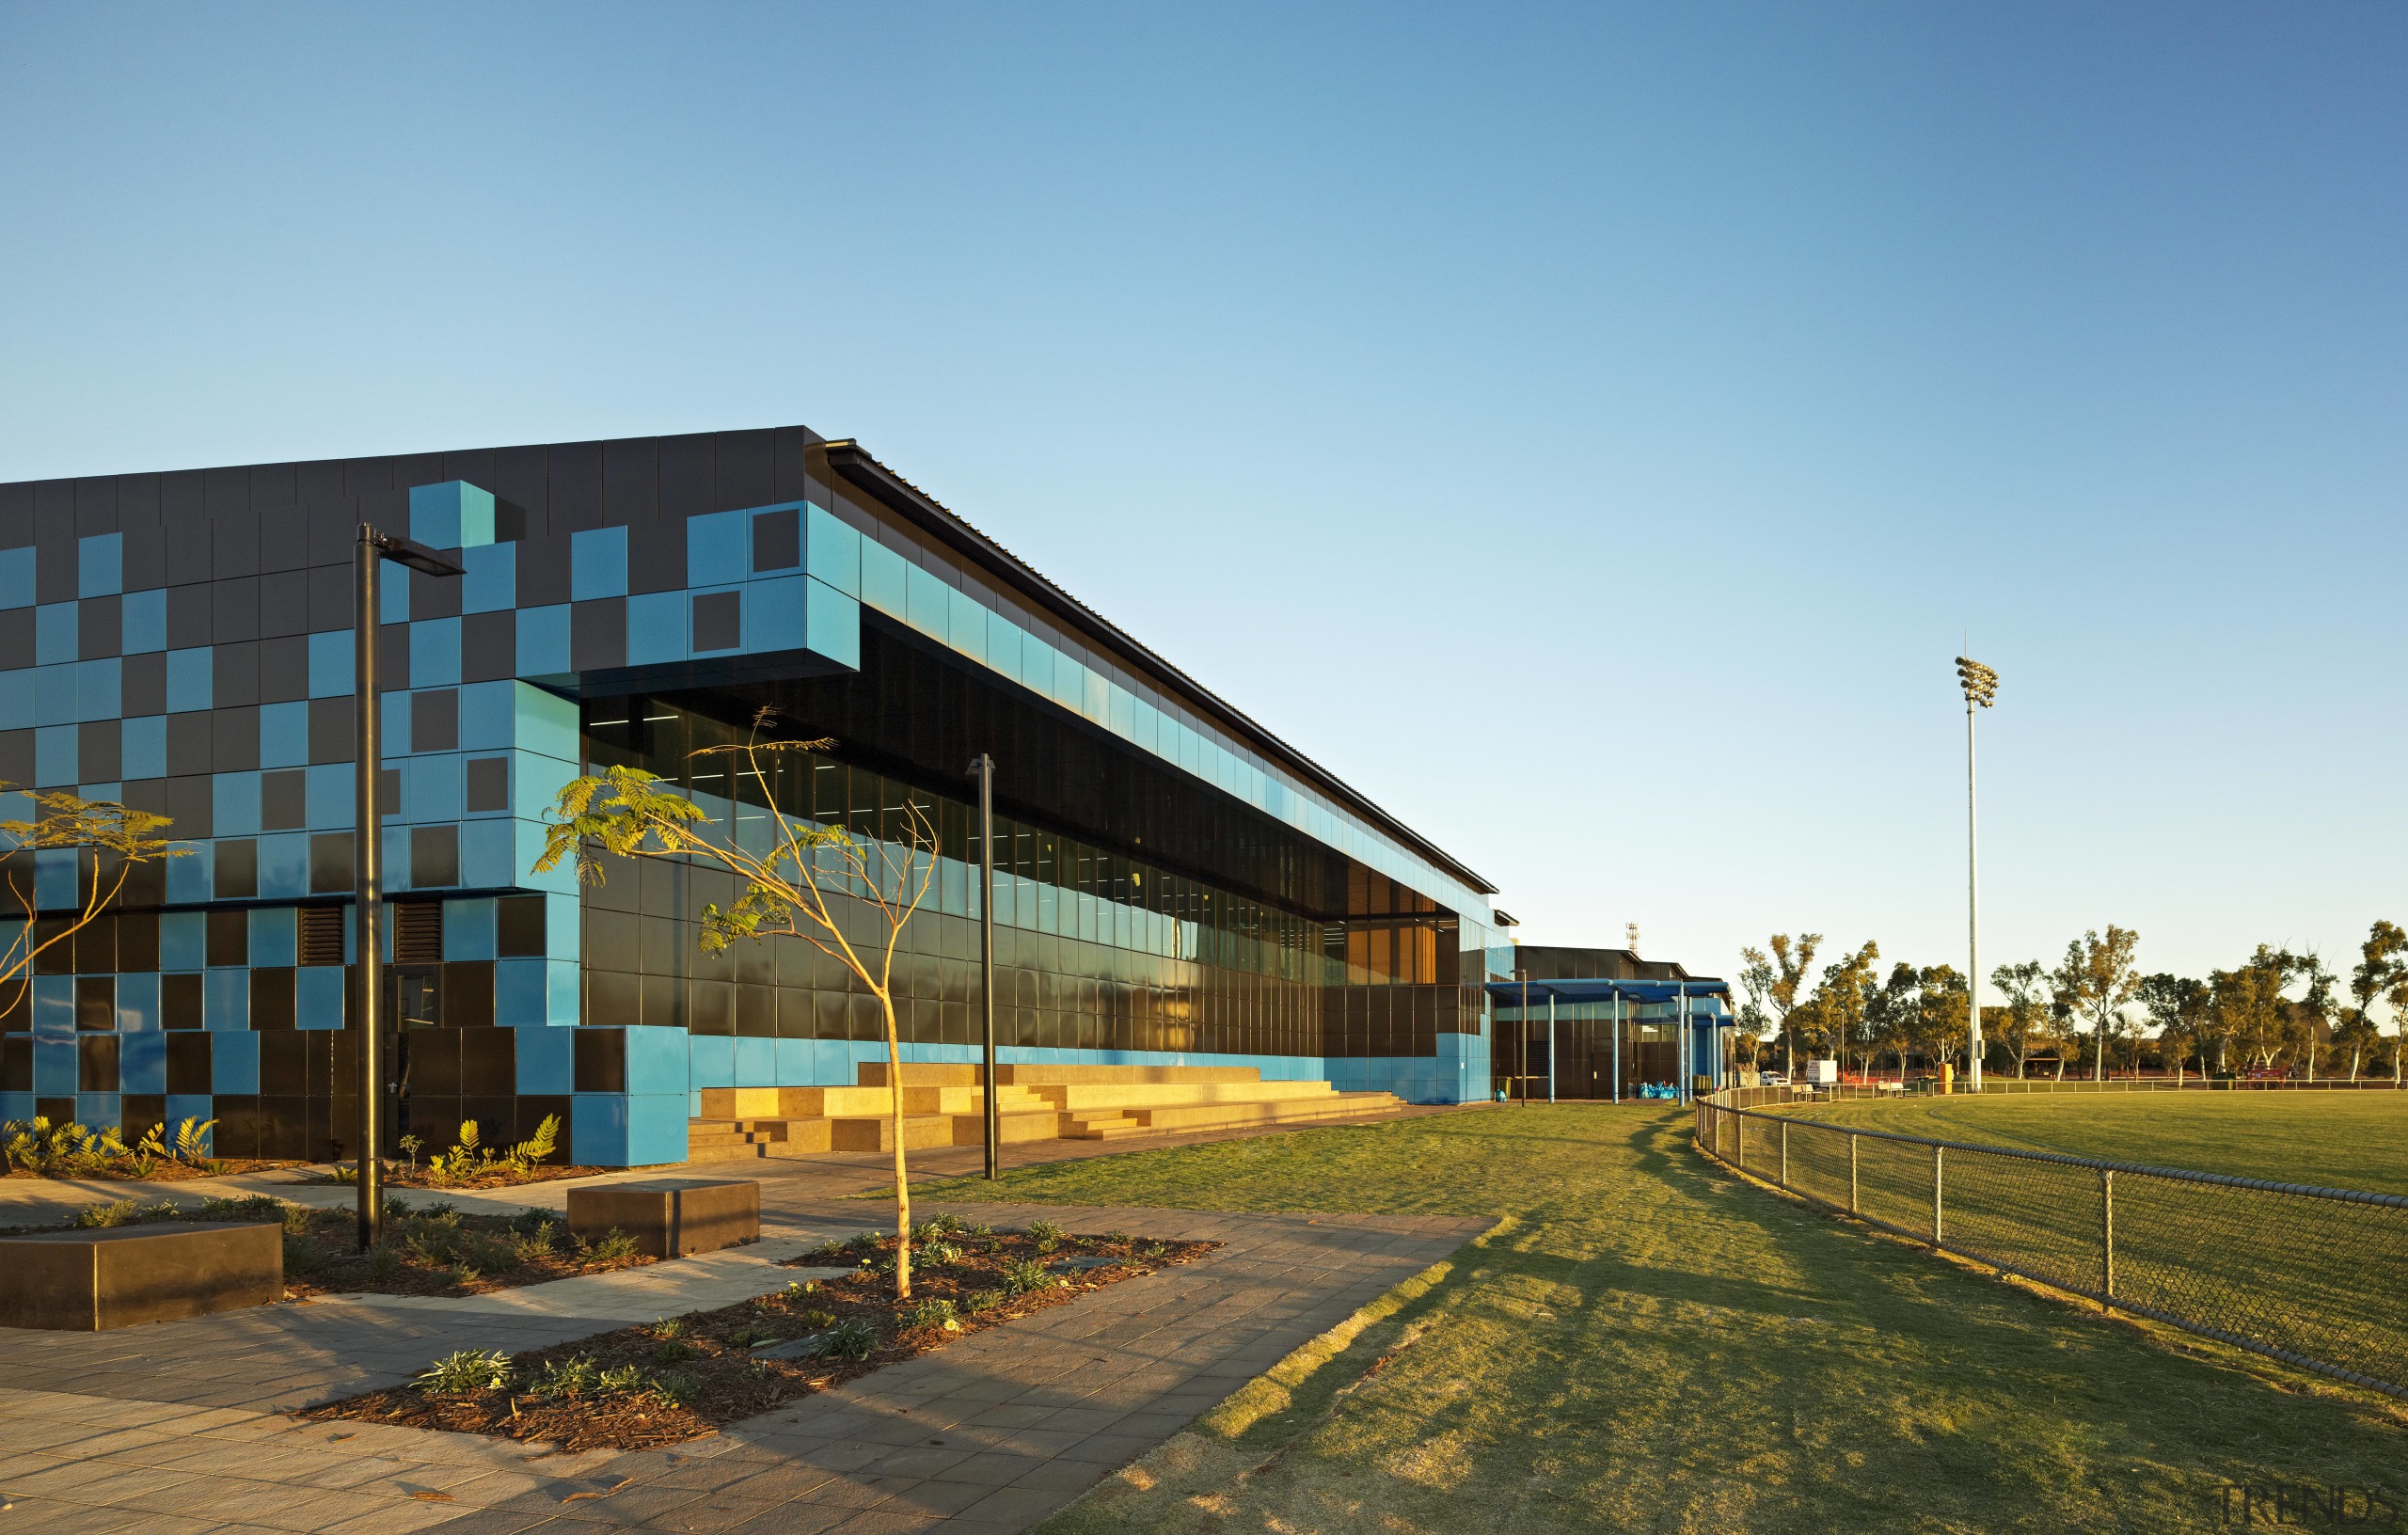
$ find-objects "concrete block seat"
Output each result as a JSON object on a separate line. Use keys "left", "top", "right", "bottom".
{"left": 0, "top": 1222, "right": 282, "bottom": 1331}
{"left": 566, "top": 1179, "right": 759, "bottom": 1258}
{"left": 687, "top": 1063, "right": 1406, "bottom": 1158}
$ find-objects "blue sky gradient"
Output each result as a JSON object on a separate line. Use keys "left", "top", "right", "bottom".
{"left": 2, "top": 3, "right": 2400, "bottom": 990}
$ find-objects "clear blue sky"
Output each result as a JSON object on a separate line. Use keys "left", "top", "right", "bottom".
{"left": 2, "top": 3, "right": 2401, "bottom": 994}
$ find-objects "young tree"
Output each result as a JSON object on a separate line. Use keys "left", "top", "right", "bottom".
{"left": 2052, "top": 926, "right": 2141, "bottom": 1082}
{"left": 536, "top": 717, "right": 940, "bottom": 1298}
{"left": 2210, "top": 946, "right": 2295, "bottom": 1073}
{"left": 2344, "top": 921, "right": 2406, "bottom": 1084}
{"left": 1915, "top": 964, "right": 1969, "bottom": 1075}
{"left": 1862, "top": 962, "right": 1920, "bottom": 1079}
{"left": 1738, "top": 933, "right": 1821, "bottom": 1078}
{"left": 2291, "top": 951, "right": 2337, "bottom": 1083}
{"left": 1809, "top": 942, "right": 1879, "bottom": 1078}
{"left": 1, "top": 790, "right": 185, "bottom": 1014}
{"left": 2134, "top": 973, "right": 2208, "bottom": 1084}
{"left": 1989, "top": 960, "right": 2051, "bottom": 1079}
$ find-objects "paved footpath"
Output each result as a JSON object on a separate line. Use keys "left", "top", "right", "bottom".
{"left": 0, "top": 1111, "right": 1492, "bottom": 1535}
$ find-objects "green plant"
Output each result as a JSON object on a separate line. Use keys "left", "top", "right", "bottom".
{"left": 69, "top": 1197, "right": 179, "bottom": 1227}
{"left": 283, "top": 1232, "right": 326, "bottom": 1274}
{"left": 1102, "top": 1229, "right": 1133, "bottom": 1246}
{"left": 504, "top": 1114, "right": 561, "bottom": 1174}
{"left": 654, "top": 1339, "right": 698, "bottom": 1364}
{"left": 1026, "top": 1219, "right": 1064, "bottom": 1253}
{"left": 1142, "top": 1242, "right": 1168, "bottom": 1259}
{"left": 792, "top": 1307, "right": 836, "bottom": 1329}
{"left": 399, "top": 1132, "right": 423, "bottom": 1171}
{"left": 530, "top": 1354, "right": 606, "bottom": 1400}
{"left": 724, "top": 1323, "right": 775, "bottom": 1348}
{"left": 416, "top": 1350, "right": 515, "bottom": 1394}
{"left": 650, "top": 1368, "right": 703, "bottom": 1407}
{"left": 197, "top": 1194, "right": 284, "bottom": 1223}
{"left": 365, "top": 1244, "right": 404, "bottom": 1280}
{"left": 965, "top": 1288, "right": 1006, "bottom": 1314}
{"left": 581, "top": 1227, "right": 642, "bottom": 1263}
{"left": 811, "top": 1317, "right": 879, "bottom": 1361}
{"left": 652, "top": 1315, "right": 688, "bottom": 1337}
{"left": 899, "top": 1296, "right": 958, "bottom": 1332}
{"left": 1000, "top": 1257, "right": 1051, "bottom": 1295}
{"left": 918, "top": 1239, "right": 961, "bottom": 1268}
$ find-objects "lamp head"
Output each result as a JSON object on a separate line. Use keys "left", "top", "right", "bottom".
{"left": 1954, "top": 656, "right": 1999, "bottom": 708}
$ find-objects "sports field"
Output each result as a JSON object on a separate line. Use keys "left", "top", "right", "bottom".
{"left": 1776, "top": 1090, "right": 2408, "bottom": 1195}
{"left": 912, "top": 1105, "right": 2408, "bottom": 1534}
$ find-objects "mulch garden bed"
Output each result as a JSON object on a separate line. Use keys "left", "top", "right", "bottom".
{"left": 7, "top": 1194, "right": 661, "bottom": 1297}
{"left": 297, "top": 1219, "right": 1219, "bottom": 1452}
{"left": 311, "top": 1163, "right": 615, "bottom": 1191}
{"left": 3, "top": 1159, "right": 303, "bottom": 1181}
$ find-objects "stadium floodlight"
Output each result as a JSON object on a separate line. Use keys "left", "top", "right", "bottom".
{"left": 1956, "top": 656, "right": 2000, "bottom": 1092}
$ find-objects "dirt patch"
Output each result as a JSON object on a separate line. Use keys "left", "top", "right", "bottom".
{"left": 298, "top": 1223, "right": 1218, "bottom": 1452}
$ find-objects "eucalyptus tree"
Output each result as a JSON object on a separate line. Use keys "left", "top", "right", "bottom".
{"left": 1988, "top": 960, "right": 2052, "bottom": 1079}
{"left": 2052, "top": 926, "right": 2142, "bottom": 1081}
{"left": 2135, "top": 973, "right": 2209, "bottom": 1084}
{"left": 1738, "top": 933, "right": 1821, "bottom": 1078}
{"left": 2344, "top": 921, "right": 2407, "bottom": 1083}
{"left": 1810, "top": 941, "right": 1880, "bottom": 1075}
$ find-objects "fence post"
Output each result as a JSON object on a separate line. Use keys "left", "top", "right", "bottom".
{"left": 2100, "top": 1167, "right": 2115, "bottom": 1312}
{"left": 1932, "top": 1144, "right": 1945, "bottom": 1247}
{"left": 1735, "top": 1110, "right": 1745, "bottom": 1168}
{"left": 1780, "top": 1118, "right": 1789, "bottom": 1189}
{"left": 1849, "top": 1132, "right": 1859, "bottom": 1215}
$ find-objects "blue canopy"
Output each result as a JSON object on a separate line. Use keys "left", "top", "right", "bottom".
{"left": 1483, "top": 977, "right": 1731, "bottom": 1007}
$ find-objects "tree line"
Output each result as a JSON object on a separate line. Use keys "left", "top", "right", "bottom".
{"left": 1735, "top": 922, "right": 2408, "bottom": 1083}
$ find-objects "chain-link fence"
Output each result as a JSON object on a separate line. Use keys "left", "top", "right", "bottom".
{"left": 1695, "top": 1088, "right": 2408, "bottom": 1400}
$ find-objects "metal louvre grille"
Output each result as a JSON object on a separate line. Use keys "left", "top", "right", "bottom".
{"left": 1696, "top": 1090, "right": 2408, "bottom": 1399}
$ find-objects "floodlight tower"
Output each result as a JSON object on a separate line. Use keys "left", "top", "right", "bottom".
{"left": 1955, "top": 656, "right": 1999, "bottom": 1092}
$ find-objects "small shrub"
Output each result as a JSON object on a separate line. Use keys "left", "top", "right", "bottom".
{"left": 530, "top": 1354, "right": 606, "bottom": 1400}
{"left": 650, "top": 1368, "right": 703, "bottom": 1407}
{"left": 462, "top": 1234, "right": 520, "bottom": 1274}
{"left": 417, "top": 1350, "right": 515, "bottom": 1394}
{"left": 844, "top": 1231, "right": 885, "bottom": 1256}
{"left": 812, "top": 1317, "right": 879, "bottom": 1361}
{"left": 283, "top": 1233, "right": 327, "bottom": 1274}
{"left": 898, "top": 1296, "right": 959, "bottom": 1333}
{"left": 197, "top": 1194, "right": 284, "bottom": 1224}
{"left": 916, "top": 1212, "right": 964, "bottom": 1239}
{"left": 597, "top": 1363, "right": 646, "bottom": 1395}
{"left": 510, "top": 1223, "right": 558, "bottom": 1262}
{"left": 70, "top": 1198, "right": 180, "bottom": 1228}
{"left": 918, "top": 1240, "right": 960, "bottom": 1268}
{"left": 965, "top": 1288, "right": 1006, "bottom": 1314}
{"left": 1142, "top": 1242, "right": 1168, "bottom": 1259}
{"left": 651, "top": 1315, "right": 688, "bottom": 1338}
{"left": 1102, "top": 1229, "right": 1133, "bottom": 1246}
{"left": 279, "top": 1204, "right": 313, "bottom": 1235}
{"left": 1026, "top": 1219, "right": 1064, "bottom": 1254}
{"left": 792, "top": 1307, "right": 836, "bottom": 1329}
{"left": 364, "top": 1244, "right": 404, "bottom": 1280}
{"left": 418, "top": 1201, "right": 461, "bottom": 1222}
{"left": 582, "top": 1227, "right": 642, "bottom": 1263}
{"left": 654, "top": 1340, "right": 698, "bottom": 1364}
{"left": 999, "top": 1257, "right": 1050, "bottom": 1295}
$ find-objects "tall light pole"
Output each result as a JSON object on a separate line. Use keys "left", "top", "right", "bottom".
{"left": 356, "top": 526, "right": 463, "bottom": 1254}
{"left": 1955, "top": 655, "right": 1999, "bottom": 1093}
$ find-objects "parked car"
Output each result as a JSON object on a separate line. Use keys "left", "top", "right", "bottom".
{"left": 1759, "top": 1072, "right": 1790, "bottom": 1087}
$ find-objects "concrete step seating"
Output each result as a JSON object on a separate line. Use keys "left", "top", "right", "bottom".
{"left": 686, "top": 1063, "right": 1403, "bottom": 1160}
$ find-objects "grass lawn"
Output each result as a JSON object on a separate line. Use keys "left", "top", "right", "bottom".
{"left": 915, "top": 1105, "right": 2408, "bottom": 1534}
{"left": 1776, "top": 1092, "right": 2408, "bottom": 1195}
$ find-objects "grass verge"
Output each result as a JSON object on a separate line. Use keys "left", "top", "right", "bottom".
{"left": 1776, "top": 1091, "right": 2408, "bottom": 1195}
{"left": 915, "top": 1104, "right": 2408, "bottom": 1535}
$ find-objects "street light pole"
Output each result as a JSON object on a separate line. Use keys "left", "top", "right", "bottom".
{"left": 1956, "top": 656, "right": 1999, "bottom": 1095}
{"left": 355, "top": 526, "right": 465, "bottom": 1254}
{"left": 966, "top": 754, "right": 998, "bottom": 1179}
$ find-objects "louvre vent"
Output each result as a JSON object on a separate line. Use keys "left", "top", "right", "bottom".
{"left": 297, "top": 906, "right": 346, "bottom": 967}
{"left": 394, "top": 901, "right": 445, "bottom": 964}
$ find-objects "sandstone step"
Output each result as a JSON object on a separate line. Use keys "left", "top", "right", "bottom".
{"left": 1061, "top": 1111, "right": 1146, "bottom": 1140}
{"left": 1030, "top": 1081, "right": 1343, "bottom": 1112}
{"left": 857, "top": 1062, "right": 1267, "bottom": 1088}
{"left": 830, "top": 1109, "right": 1059, "bottom": 1153}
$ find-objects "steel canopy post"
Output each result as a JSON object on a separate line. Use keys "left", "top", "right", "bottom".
{"left": 354, "top": 530, "right": 383, "bottom": 1253}
{"left": 353, "top": 526, "right": 465, "bottom": 1255}
{"left": 968, "top": 755, "right": 999, "bottom": 1180}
